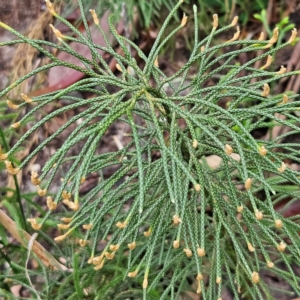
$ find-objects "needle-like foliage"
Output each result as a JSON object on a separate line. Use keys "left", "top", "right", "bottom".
{"left": 1, "top": 0, "right": 300, "bottom": 298}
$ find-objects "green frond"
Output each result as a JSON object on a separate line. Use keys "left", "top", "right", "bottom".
{"left": 1, "top": 0, "right": 300, "bottom": 299}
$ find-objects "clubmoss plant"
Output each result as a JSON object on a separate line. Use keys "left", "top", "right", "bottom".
{"left": 1, "top": 0, "right": 300, "bottom": 298}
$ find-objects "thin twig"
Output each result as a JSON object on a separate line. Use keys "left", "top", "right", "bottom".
{"left": 0, "top": 209, "right": 69, "bottom": 271}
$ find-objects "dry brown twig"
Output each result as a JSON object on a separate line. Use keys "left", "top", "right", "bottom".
{"left": 0, "top": 208, "right": 68, "bottom": 271}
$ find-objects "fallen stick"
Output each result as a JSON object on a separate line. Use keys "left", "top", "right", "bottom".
{"left": 0, "top": 208, "right": 69, "bottom": 271}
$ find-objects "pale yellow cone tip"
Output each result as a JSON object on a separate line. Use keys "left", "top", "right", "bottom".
{"left": 264, "top": 27, "right": 279, "bottom": 48}
{"left": 143, "top": 277, "right": 148, "bottom": 289}
{"left": 154, "top": 56, "right": 159, "bottom": 67}
{"left": 45, "top": 0, "right": 55, "bottom": 14}
{"left": 31, "top": 171, "right": 41, "bottom": 186}
{"left": 227, "top": 26, "right": 240, "bottom": 43}
{"left": 237, "top": 205, "right": 243, "bottom": 213}
{"left": 200, "top": 46, "right": 205, "bottom": 52}
{"left": 279, "top": 94, "right": 288, "bottom": 105}
{"left": 83, "top": 223, "right": 93, "bottom": 230}
{"left": 260, "top": 55, "right": 272, "bottom": 70}
{"left": 0, "top": 152, "right": 8, "bottom": 161}
{"left": 63, "top": 199, "right": 79, "bottom": 211}
{"left": 247, "top": 242, "right": 255, "bottom": 252}
{"left": 259, "top": 145, "right": 267, "bottom": 156}
{"left": 278, "top": 161, "right": 287, "bottom": 173}
{"left": 245, "top": 178, "right": 252, "bottom": 190}
{"left": 49, "top": 24, "right": 64, "bottom": 39}
{"left": 87, "top": 256, "right": 94, "bottom": 264}
{"left": 231, "top": 16, "right": 238, "bottom": 26}
{"left": 267, "top": 261, "right": 274, "bottom": 268}
{"left": 0, "top": 145, "right": 8, "bottom": 160}
{"left": 27, "top": 218, "right": 42, "bottom": 230}
{"left": 128, "top": 241, "right": 136, "bottom": 250}
{"left": 5, "top": 160, "right": 20, "bottom": 175}
{"left": 225, "top": 144, "right": 233, "bottom": 155}
{"left": 116, "top": 220, "right": 128, "bottom": 228}
{"left": 197, "top": 281, "right": 201, "bottom": 294}
{"left": 92, "top": 255, "right": 104, "bottom": 265}
{"left": 116, "top": 63, "right": 122, "bottom": 72}
{"left": 6, "top": 100, "right": 19, "bottom": 109}
{"left": 94, "top": 260, "right": 105, "bottom": 270}
{"left": 288, "top": 28, "right": 297, "bottom": 44}
{"left": 251, "top": 271, "right": 260, "bottom": 284}
{"left": 128, "top": 270, "right": 138, "bottom": 278}
{"left": 173, "top": 240, "right": 180, "bottom": 248}
{"left": 20, "top": 93, "right": 32, "bottom": 103}
{"left": 277, "top": 65, "right": 286, "bottom": 75}
{"left": 183, "top": 248, "right": 192, "bottom": 257}
{"left": 11, "top": 122, "right": 20, "bottom": 129}
{"left": 57, "top": 223, "right": 69, "bottom": 229}
{"left": 181, "top": 13, "right": 187, "bottom": 26}
{"left": 196, "top": 273, "right": 203, "bottom": 281}
{"left": 104, "top": 251, "right": 115, "bottom": 260}
{"left": 216, "top": 277, "right": 221, "bottom": 284}
{"left": 61, "top": 217, "right": 73, "bottom": 223}
{"left": 109, "top": 244, "right": 120, "bottom": 251}
{"left": 261, "top": 83, "right": 270, "bottom": 97}
{"left": 172, "top": 214, "right": 182, "bottom": 225}
{"left": 37, "top": 186, "right": 47, "bottom": 196}
{"left": 197, "top": 247, "right": 205, "bottom": 257}
{"left": 144, "top": 229, "right": 151, "bottom": 237}
{"left": 258, "top": 32, "right": 264, "bottom": 41}
{"left": 273, "top": 27, "right": 279, "bottom": 38}
{"left": 79, "top": 239, "right": 87, "bottom": 247}
{"left": 89, "top": 9, "right": 99, "bottom": 25}
{"left": 46, "top": 196, "right": 57, "bottom": 210}
{"left": 213, "top": 14, "right": 218, "bottom": 29}
{"left": 193, "top": 139, "right": 198, "bottom": 148}
{"left": 62, "top": 190, "right": 71, "bottom": 200}
{"left": 62, "top": 199, "right": 70, "bottom": 206}
{"left": 80, "top": 177, "right": 86, "bottom": 184}
{"left": 275, "top": 219, "right": 283, "bottom": 228}
{"left": 255, "top": 210, "right": 263, "bottom": 220}
{"left": 194, "top": 184, "right": 201, "bottom": 192}
{"left": 277, "top": 241, "right": 286, "bottom": 252}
